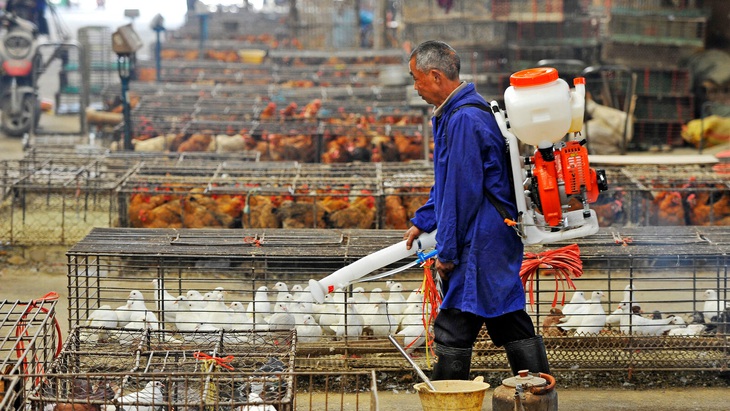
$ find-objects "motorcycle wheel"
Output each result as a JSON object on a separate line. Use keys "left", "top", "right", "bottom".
{"left": 1, "top": 94, "right": 41, "bottom": 137}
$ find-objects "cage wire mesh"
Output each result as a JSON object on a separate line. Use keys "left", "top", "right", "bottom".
{"left": 65, "top": 226, "right": 729, "bottom": 374}
{"left": 0, "top": 297, "right": 60, "bottom": 411}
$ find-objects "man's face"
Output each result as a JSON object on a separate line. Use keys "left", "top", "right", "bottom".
{"left": 409, "top": 57, "right": 440, "bottom": 106}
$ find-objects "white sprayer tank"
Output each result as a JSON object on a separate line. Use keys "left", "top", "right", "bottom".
{"left": 504, "top": 67, "right": 574, "bottom": 148}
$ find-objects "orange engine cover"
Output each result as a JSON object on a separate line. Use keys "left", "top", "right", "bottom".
{"left": 530, "top": 141, "right": 601, "bottom": 227}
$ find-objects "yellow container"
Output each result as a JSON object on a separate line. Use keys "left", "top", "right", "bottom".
{"left": 413, "top": 376, "right": 490, "bottom": 411}
{"left": 238, "top": 49, "right": 267, "bottom": 64}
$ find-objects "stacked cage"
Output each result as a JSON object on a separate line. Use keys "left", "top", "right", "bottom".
{"left": 602, "top": 1, "right": 707, "bottom": 150}
{"left": 56, "top": 26, "right": 116, "bottom": 115}
{"left": 0, "top": 296, "right": 60, "bottom": 411}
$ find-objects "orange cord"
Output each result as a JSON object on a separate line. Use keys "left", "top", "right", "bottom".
{"left": 520, "top": 244, "right": 583, "bottom": 310}
{"left": 14, "top": 292, "right": 63, "bottom": 384}
{"left": 417, "top": 258, "right": 441, "bottom": 366}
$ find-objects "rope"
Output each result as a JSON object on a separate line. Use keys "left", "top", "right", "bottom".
{"left": 417, "top": 258, "right": 441, "bottom": 367}
{"left": 520, "top": 244, "right": 583, "bottom": 310}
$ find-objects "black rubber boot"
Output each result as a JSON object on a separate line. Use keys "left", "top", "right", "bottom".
{"left": 431, "top": 344, "right": 473, "bottom": 380}
{"left": 503, "top": 335, "right": 551, "bottom": 375}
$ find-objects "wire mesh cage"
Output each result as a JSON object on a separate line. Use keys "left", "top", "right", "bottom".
{"left": 0, "top": 296, "right": 61, "bottom": 411}
{"left": 26, "top": 327, "right": 298, "bottom": 410}
{"left": 24, "top": 369, "right": 378, "bottom": 411}
{"left": 0, "top": 154, "right": 125, "bottom": 246}
{"left": 65, "top": 226, "right": 730, "bottom": 376}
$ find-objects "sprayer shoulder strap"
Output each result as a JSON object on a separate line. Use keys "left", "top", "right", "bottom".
{"left": 447, "top": 103, "right": 517, "bottom": 225}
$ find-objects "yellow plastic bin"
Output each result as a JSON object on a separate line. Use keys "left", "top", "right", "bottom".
{"left": 238, "top": 49, "right": 267, "bottom": 64}
{"left": 413, "top": 376, "right": 490, "bottom": 411}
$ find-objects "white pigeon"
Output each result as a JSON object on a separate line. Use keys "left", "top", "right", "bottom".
{"left": 266, "top": 302, "right": 296, "bottom": 332}
{"left": 186, "top": 289, "right": 208, "bottom": 311}
{"left": 333, "top": 298, "right": 364, "bottom": 340}
{"left": 290, "top": 284, "right": 305, "bottom": 301}
{"left": 387, "top": 282, "right": 407, "bottom": 321}
{"left": 574, "top": 291, "right": 606, "bottom": 335}
{"left": 82, "top": 304, "right": 118, "bottom": 343}
{"left": 151, "top": 279, "right": 178, "bottom": 325}
{"left": 668, "top": 323, "right": 705, "bottom": 336}
{"left": 204, "top": 292, "right": 234, "bottom": 330}
{"left": 397, "top": 303, "right": 427, "bottom": 354}
{"left": 115, "top": 290, "right": 149, "bottom": 328}
{"left": 316, "top": 294, "right": 342, "bottom": 336}
{"left": 174, "top": 296, "right": 205, "bottom": 332}
{"left": 561, "top": 291, "right": 587, "bottom": 316}
{"left": 86, "top": 304, "right": 118, "bottom": 328}
{"left": 351, "top": 286, "right": 370, "bottom": 305}
{"left": 236, "top": 392, "right": 276, "bottom": 411}
{"left": 361, "top": 298, "right": 398, "bottom": 337}
{"left": 558, "top": 293, "right": 594, "bottom": 330}
{"left": 296, "top": 314, "right": 323, "bottom": 343}
{"left": 406, "top": 288, "right": 423, "bottom": 305}
{"left": 229, "top": 301, "right": 253, "bottom": 331}
{"left": 114, "top": 380, "right": 165, "bottom": 411}
{"left": 246, "top": 286, "right": 271, "bottom": 322}
{"left": 702, "top": 289, "right": 727, "bottom": 322}
{"left": 618, "top": 303, "right": 685, "bottom": 335}
{"left": 273, "top": 281, "right": 289, "bottom": 302}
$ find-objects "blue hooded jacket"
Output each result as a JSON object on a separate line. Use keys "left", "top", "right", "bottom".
{"left": 411, "top": 82, "right": 526, "bottom": 318}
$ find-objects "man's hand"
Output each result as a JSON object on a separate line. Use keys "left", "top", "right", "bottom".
{"left": 435, "top": 259, "right": 455, "bottom": 280}
{"left": 403, "top": 226, "right": 424, "bottom": 250}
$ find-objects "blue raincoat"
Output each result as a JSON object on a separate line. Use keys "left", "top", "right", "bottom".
{"left": 411, "top": 83, "right": 526, "bottom": 318}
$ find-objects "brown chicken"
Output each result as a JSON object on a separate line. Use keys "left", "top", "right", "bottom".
{"left": 128, "top": 191, "right": 174, "bottom": 228}
{"left": 177, "top": 131, "right": 213, "bottom": 152}
{"left": 542, "top": 307, "right": 567, "bottom": 337}
{"left": 686, "top": 189, "right": 730, "bottom": 225}
{"left": 181, "top": 193, "right": 232, "bottom": 228}
{"left": 275, "top": 199, "right": 328, "bottom": 228}
{"left": 384, "top": 194, "right": 409, "bottom": 229}
{"left": 393, "top": 131, "right": 425, "bottom": 161}
{"left": 652, "top": 191, "right": 685, "bottom": 226}
{"left": 259, "top": 102, "right": 277, "bottom": 120}
{"left": 138, "top": 199, "right": 183, "bottom": 228}
{"left": 326, "top": 195, "right": 377, "bottom": 229}
{"left": 241, "top": 195, "right": 281, "bottom": 228}
{"left": 298, "top": 98, "right": 322, "bottom": 120}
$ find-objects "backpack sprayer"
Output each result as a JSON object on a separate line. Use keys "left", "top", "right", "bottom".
{"left": 309, "top": 67, "right": 608, "bottom": 303}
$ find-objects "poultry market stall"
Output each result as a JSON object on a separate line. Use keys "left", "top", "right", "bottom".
{"left": 64, "top": 226, "right": 729, "bottom": 378}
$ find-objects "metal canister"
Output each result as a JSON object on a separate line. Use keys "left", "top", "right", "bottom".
{"left": 492, "top": 370, "right": 558, "bottom": 411}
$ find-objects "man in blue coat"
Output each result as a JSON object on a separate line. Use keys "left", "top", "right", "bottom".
{"left": 404, "top": 40, "right": 550, "bottom": 380}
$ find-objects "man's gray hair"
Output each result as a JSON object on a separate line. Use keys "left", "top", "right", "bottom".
{"left": 409, "top": 40, "right": 460, "bottom": 81}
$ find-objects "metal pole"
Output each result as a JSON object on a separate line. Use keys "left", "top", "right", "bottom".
{"left": 118, "top": 55, "right": 133, "bottom": 151}
{"left": 154, "top": 27, "right": 163, "bottom": 82}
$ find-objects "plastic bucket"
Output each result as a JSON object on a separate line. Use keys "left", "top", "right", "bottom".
{"left": 413, "top": 377, "right": 490, "bottom": 411}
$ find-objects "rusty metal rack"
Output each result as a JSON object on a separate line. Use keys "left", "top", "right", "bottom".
{"left": 65, "top": 226, "right": 729, "bottom": 375}
{"left": 24, "top": 369, "right": 378, "bottom": 411}
{"left": 26, "top": 327, "right": 299, "bottom": 410}
{"left": 0, "top": 297, "right": 61, "bottom": 411}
